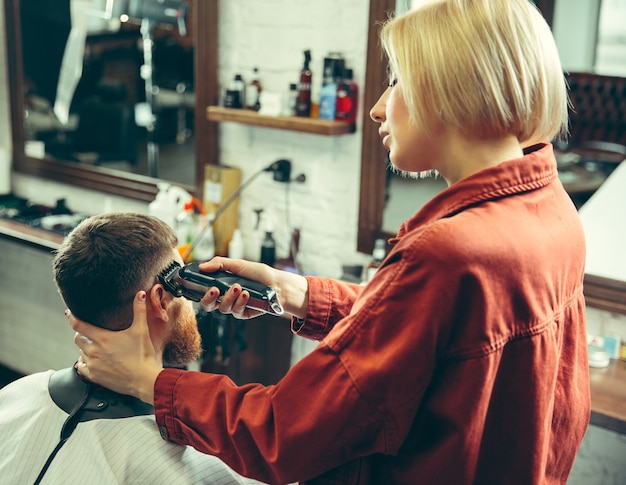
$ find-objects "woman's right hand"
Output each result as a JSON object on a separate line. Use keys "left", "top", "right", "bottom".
{"left": 198, "top": 257, "right": 309, "bottom": 320}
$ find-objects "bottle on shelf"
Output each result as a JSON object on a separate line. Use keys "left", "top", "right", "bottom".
{"left": 318, "top": 81, "right": 338, "bottom": 120}
{"left": 224, "top": 73, "right": 245, "bottom": 109}
{"left": 335, "top": 68, "right": 359, "bottom": 124}
{"left": 318, "top": 52, "right": 345, "bottom": 120}
{"left": 246, "top": 67, "right": 262, "bottom": 111}
{"left": 310, "top": 82, "right": 320, "bottom": 119}
{"left": 323, "top": 52, "right": 345, "bottom": 86}
{"left": 283, "top": 82, "right": 298, "bottom": 116}
{"left": 295, "top": 50, "right": 312, "bottom": 117}
{"left": 363, "top": 238, "right": 386, "bottom": 283}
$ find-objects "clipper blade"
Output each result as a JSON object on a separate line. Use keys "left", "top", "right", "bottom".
{"left": 157, "top": 260, "right": 184, "bottom": 297}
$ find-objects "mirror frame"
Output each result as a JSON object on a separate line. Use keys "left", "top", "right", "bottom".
{"left": 357, "top": 0, "right": 626, "bottom": 316}
{"left": 5, "top": 0, "right": 219, "bottom": 202}
{"left": 357, "top": 0, "right": 395, "bottom": 255}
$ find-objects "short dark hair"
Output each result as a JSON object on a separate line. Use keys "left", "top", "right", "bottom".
{"left": 53, "top": 212, "right": 178, "bottom": 330}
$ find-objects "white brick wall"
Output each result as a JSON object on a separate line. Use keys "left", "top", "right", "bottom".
{"left": 217, "top": 0, "right": 370, "bottom": 277}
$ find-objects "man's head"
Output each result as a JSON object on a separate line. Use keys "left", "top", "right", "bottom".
{"left": 380, "top": 0, "right": 568, "bottom": 145}
{"left": 53, "top": 212, "right": 201, "bottom": 366}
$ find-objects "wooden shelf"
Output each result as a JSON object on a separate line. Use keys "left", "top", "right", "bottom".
{"left": 206, "top": 106, "right": 355, "bottom": 136}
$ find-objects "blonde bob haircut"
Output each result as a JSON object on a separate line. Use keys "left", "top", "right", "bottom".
{"left": 380, "top": 0, "right": 568, "bottom": 144}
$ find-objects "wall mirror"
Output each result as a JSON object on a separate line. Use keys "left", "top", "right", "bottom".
{"left": 357, "top": 0, "right": 626, "bottom": 314}
{"left": 5, "top": 0, "right": 218, "bottom": 202}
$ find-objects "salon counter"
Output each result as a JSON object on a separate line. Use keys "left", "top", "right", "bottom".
{"left": 0, "top": 217, "right": 63, "bottom": 250}
{"left": 589, "top": 359, "right": 626, "bottom": 434}
{"left": 1, "top": 218, "right": 625, "bottom": 430}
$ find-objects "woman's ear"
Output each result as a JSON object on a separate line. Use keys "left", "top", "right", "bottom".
{"left": 148, "top": 284, "right": 172, "bottom": 322}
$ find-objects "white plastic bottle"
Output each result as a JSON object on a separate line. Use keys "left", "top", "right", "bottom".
{"left": 149, "top": 183, "right": 178, "bottom": 229}
{"left": 246, "top": 67, "right": 262, "bottom": 111}
{"left": 228, "top": 228, "right": 244, "bottom": 259}
{"left": 193, "top": 214, "right": 215, "bottom": 261}
{"left": 149, "top": 183, "right": 193, "bottom": 231}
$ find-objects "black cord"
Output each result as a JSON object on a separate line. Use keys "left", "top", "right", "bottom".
{"left": 33, "top": 381, "right": 91, "bottom": 485}
{"left": 182, "top": 163, "right": 275, "bottom": 260}
{"left": 284, "top": 182, "right": 303, "bottom": 274}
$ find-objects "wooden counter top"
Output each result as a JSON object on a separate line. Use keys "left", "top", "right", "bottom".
{"left": 589, "top": 358, "right": 626, "bottom": 434}
{"left": 1, "top": 218, "right": 625, "bottom": 433}
{"left": 0, "top": 218, "right": 63, "bottom": 250}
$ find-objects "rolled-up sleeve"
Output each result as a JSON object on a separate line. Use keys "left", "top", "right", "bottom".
{"left": 292, "top": 276, "right": 362, "bottom": 340}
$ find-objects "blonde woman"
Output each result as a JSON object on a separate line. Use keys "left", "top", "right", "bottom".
{"left": 71, "top": 1, "right": 588, "bottom": 483}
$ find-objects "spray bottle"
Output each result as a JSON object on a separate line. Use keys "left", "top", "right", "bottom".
{"left": 244, "top": 208, "right": 264, "bottom": 262}
{"left": 176, "top": 197, "right": 212, "bottom": 262}
{"left": 149, "top": 183, "right": 192, "bottom": 230}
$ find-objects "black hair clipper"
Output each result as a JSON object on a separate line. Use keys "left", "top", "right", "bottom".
{"left": 158, "top": 261, "right": 284, "bottom": 316}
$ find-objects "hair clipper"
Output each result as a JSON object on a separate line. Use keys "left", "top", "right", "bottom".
{"left": 158, "top": 261, "right": 284, "bottom": 316}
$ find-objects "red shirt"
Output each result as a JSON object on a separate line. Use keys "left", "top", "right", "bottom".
{"left": 155, "top": 143, "right": 590, "bottom": 484}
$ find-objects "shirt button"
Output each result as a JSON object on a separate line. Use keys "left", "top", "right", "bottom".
{"left": 159, "top": 425, "right": 169, "bottom": 441}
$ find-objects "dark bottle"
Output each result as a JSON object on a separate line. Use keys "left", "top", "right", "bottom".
{"left": 322, "top": 52, "right": 345, "bottom": 86}
{"left": 335, "top": 68, "right": 359, "bottom": 124}
{"left": 260, "top": 231, "right": 276, "bottom": 267}
{"left": 295, "top": 50, "right": 312, "bottom": 117}
{"left": 224, "top": 74, "right": 245, "bottom": 108}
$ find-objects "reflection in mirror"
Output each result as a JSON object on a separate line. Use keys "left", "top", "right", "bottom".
{"left": 21, "top": 0, "right": 195, "bottom": 186}
{"left": 594, "top": 0, "right": 626, "bottom": 76}
{"left": 553, "top": 0, "right": 626, "bottom": 77}
{"left": 382, "top": 173, "right": 447, "bottom": 233}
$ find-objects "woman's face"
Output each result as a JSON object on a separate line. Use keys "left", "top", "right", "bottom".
{"left": 370, "top": 76, "right": 443, "bottom": 175}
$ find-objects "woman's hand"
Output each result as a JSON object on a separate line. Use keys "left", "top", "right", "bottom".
{"left": 199, "top": 257, "right": 309, "bottom": 320}
{"left": 68, "top": 291, "right": 161, "bottom": 404}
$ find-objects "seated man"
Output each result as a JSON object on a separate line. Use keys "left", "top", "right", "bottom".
{"left": 0, "top": 213, "right": 263, "bottom": 484}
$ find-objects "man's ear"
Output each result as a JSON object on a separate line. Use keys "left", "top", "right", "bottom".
{"left": 148, "top": 284, "right": 172, "bottom": 322}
